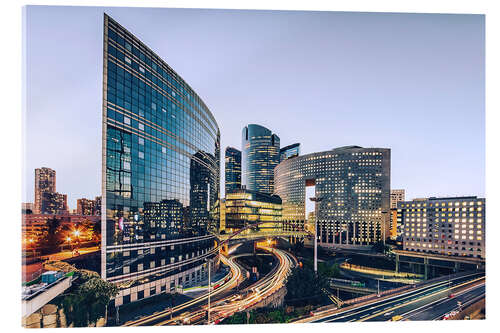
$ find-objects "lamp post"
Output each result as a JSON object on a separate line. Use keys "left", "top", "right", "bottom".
{"left": 309, "top": 196, "right": 323, "bottom": 274}
{"left": 205, "top": 258, "right": 212, "bottom": 324}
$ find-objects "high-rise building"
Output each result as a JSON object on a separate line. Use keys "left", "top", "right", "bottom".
{"left": 77, "top": 198, "right": 96, "bottom": 215}
{"left": 274, "top": 146, "right": 391, "bottom": 248}
{"left": 390, "top": 189, "right": 405, "bottom": 209}
{"left": 280, "top": 143, "right": 300, "bottom": 162}
{"left": 225, "top": 147, "right": 241, "bottom": 194}
{"left": 219, "top": 199, "right": 226, "bottom": 233}
{"left": 399, "top": 196, "right": 485, "bottom": 259}
{"left": 224, "top": 189, "right": 282, "bottom": 234}
{"left": 94, "top": 196, "right": 102, "bottom": 216}
{"left": 34, "top": 167, "right": 56, "bottom": 214}
{"left": 241, "top": 124, "right": 280, "bottom": 195}
{"left": 41, "top": 192, "right": 68, "bottom": 215}
{"left": 102, "top": 14, "right": 220, "bottom": 306}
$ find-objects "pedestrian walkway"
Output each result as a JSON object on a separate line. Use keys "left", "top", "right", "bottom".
{"left": 341, "top": 263, "right": 423, "bottom": 279}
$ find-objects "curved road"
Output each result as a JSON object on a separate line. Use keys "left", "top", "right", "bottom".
{"left": 122, "top": 253, "right": 243, "bottom": 326}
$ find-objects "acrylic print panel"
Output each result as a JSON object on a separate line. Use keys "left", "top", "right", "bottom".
{"left": 22, "top": 5, "right": 485, "bottom": 327}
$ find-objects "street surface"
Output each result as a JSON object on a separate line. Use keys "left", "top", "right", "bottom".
{"left": 296, "top": 272, "right": 484, "bottom": 323}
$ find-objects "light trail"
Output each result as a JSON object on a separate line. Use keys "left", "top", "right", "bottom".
{"left": 123, "top": 253, "right": 243, "bottom": 326}
{"left": 205, "top": 245, "right": 296, "bottom": 324}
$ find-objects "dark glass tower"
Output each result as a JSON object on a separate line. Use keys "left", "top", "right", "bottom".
{"left": 280, "top": 143, "right": 300, "bottom": 162}
{"left": 241, "top": 124, "right": 280, "bottom": 195}
{"left": 102, "top": 14, "right": 220, "bottom": 305}
{"left": 225, "top": 147, "right": 241, "bottom": 194}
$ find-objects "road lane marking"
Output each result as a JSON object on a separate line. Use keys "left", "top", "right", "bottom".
{"left": 357, "top": 277, "right": 484, "bottom": 322}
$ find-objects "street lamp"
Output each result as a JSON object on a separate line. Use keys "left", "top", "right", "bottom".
{"left": 66, "top": 237, "right": 72, "bottom": 251}
{"left": 205, "top": 258, "right": 212, "bottom": 324}
{"left": 309, "top": 196, "right": 323, "bottom": 274}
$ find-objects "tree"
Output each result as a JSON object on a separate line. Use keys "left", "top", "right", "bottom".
{"left": 61, "top": 271, "right": 118, "bottom": 327}
{"left": 39, "top": 217, "right": 62, "bottom": 251}
{"left": 284, "top": 265, "right": 328, "bottom": 306}
{"left": 372, "top": 240, "right": 391, "bottom": 254}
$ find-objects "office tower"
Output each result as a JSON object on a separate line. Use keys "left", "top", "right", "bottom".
{"left": 241, "top": 124, "right": 280, "bottom": 194}
{"left": 274, "top": 146, "right": 391, "bottom": 248}
{"left": 34, "top": 167, "right": 56, "bottom": 214}
{"left": 399, "top": 196, "right": 485, "bottom": 259}
{"left": 224, "top": 189, "right": 282, "bottom": 233}
{"left": 280, "top": 143, "right": 300, "bottom": 162}
{"left": 102, "top": 14, "right": 220, "bottom": 305}
{"left": 390, "top": 189, "right": 405, "bottom": 209}
{"left": 225, "top": 147, "right": 241, "bottom": 194}
{"left": 219, "top": 199, "right": 226, "bottom": 233}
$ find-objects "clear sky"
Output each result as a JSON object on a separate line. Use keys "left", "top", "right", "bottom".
{"left": 24, "top": 6, "right": 485, "bottom": 209}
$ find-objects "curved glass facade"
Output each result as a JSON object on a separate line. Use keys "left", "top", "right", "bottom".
{"left": 241, "top": 124, "right": 280, "bottom": 195}
{"left": 274, "top": 146, "right": 390, "bottom": 248}
{"left": 102, "top": 15, "right": 220, "bottom": 303}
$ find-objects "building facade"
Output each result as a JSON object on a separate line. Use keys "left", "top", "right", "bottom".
{"left": 41, "top": 192, "right": 68, "bottom": 215}
{"left": 399, "top": 196, "right": 485, "bottom": 259}
{"left": 274, "top": 146, "right": 391, "bottom": 248}
{"left": 280, "top": 143, "right": 300, "bottom": 162}
{"left": 77, "top": 198, "right": 96, "bottom": 215}
{"left": 225, "top": 147, "right": 241, "bottom": 194}
{"left": 241, "top": 124, "right": 280, "bottom": 195}
{"left": 224, "top": 189, "right": 282, "bottom": 234}
{"left": 390, "top": 189, "right": 405, "bottom": 209}
{"left": 34, "top": 167, "right": 56, "bottom": 214}
{"left": 102, "top": 14, "right": 220, "bottom": 305}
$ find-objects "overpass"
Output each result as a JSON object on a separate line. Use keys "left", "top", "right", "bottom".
{"left": 394, "top": 250, "right": 485, "bottom": 280}
{"left": 216, "top": 230, "right": 309, "bottom": 242}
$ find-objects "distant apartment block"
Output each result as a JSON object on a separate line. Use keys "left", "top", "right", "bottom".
{"left": 76, "top": 196, "right": 102, "bottom": 215}
{"left": 41, "top": 192, "right": 68, "bottom": 215}
{"left": 34, "top": 167, "right": 56, "bottom": 214}
{"left": 399, "top": 196, "right": 485, "bottom": 259}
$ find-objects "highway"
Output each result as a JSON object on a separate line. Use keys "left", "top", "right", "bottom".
{"left": 122, "top": 252, "right": 244, "bottom": 326}
{"left": 208, "top": 246, "right": 297, "bottom": 323}
{"left": 297, "top": 271, "right": 484, "bottom": 323}
{"left": 157, "top": 245, "right": 297, "bottom": 325}
{"left": 402, "top": 282, "right": 485, "bottom": 321}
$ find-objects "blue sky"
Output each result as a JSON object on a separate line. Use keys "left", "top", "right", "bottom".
{"left": 24, "top": 6, "right": 485, "bottom": 209}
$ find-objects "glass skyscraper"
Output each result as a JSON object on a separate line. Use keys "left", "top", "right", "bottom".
{"left": 241, "top": 124, "right": 280, "bottom": 195}
{"left": 102, "top": 14, "right": 220, "bottom": 306}
{"left": 274, "top": 146, "right": 391, "bottom": 248}
{"left": 225, "top": 146, "right": 241, "bottom": 194}
{"left": 280, "top": 143, "right": 300, "bottom": 162}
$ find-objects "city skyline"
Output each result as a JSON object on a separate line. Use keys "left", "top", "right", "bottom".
{"left": 20, "top": 6, "right": 488, "bottom": 327}
{"left": 24, "top": 6, "right": 485, "bottom": 209}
